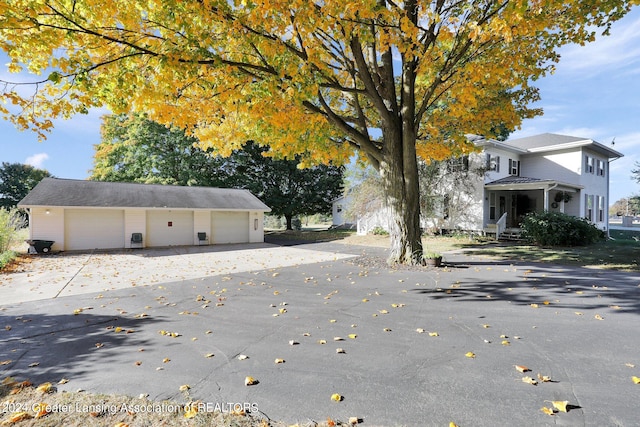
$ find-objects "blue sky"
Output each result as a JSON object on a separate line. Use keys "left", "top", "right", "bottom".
{"left": 1, "top": 8, "right": 639, "bottom": 206}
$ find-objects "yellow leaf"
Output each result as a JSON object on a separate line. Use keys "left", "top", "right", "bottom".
{"left": 33, "top": 402, "right": 50, "bottom": 418}
{"left": 551, "top": 400, "right": 569, "bottom": 412}
{"left": 594, "top": 314, "right": 604, "bottom": 320}
{"left": 114, "top": 327, "right": 123, "bottom": 333}
{"left": 449, "top": 423, "right": 459, "bottom": 427}
{"left": 537, "top": 373, "right": 552, "bottom": 382}
{"left": 179, "top": 384, "right": 190, "bottom": 392}
{"left": 632, "top": 376, "right": 640, "bottom": 384}
{"left": 245, "top": 376, "right": 258, "bottom": 386}
{"left": 362, "top": 298, "right": 369, "bottom": 302}
{"left": 204, "top": 353, "right": 214, "bottom": 358}
{"left": 465, "top": 351, "right": 476, "bottom": 358}
{"left": 501, "top": 340, "right": 510, "bottom": 346}
{"left": 4, "top": 412, "right": 32, "bottom": 423}
{"left": 330, "top": 393, "right": 342, "bottom": 402}
{"left": 530, "top": 304, "right": 539, "bottom": 308}
{"left": 329, "top": 319, "right": 337, "bottom": 323}
{"left": 183, "top": 404, "right": 198, "bottom": 419}
{"left": 383, "top": 328, "right": 392, "bottom": 332}
{"left": 274, "top": 358, "right": 285, "bottom": 364}
{"left": 317, "top": 339, "right": 327, "bottom": 344}
{"left": 348, "top": 417, "right": 360, "bottom": 425}
{"left": 575, "top": 311, "right": 584, "bottom": 315}
{"left": 521, "top": 376, "right": 538, "bottom": 385}
{"left": 429, "top": 332, "right": 439, "bottom": 337}
{"left": 163, "top": 358, "right": 171, "bottom": 363}
{"left": 379, "top": 309, "right": 389, "bottom": 314}
{"left": 348, "top": 334, "right": 357, "bottom": 339}
{"left": 482, "top": 324, "right": 490, "bottom": 328}
{"left": 541, "top": 406, "right": 555, "bottom": 415}
{"left": 36, "top": 382, "right": 53, "bottom": 393}
{"left": 279, "top": 308, "right": 287, "bottom": 314}
{"left": 514, "top": 365, "right": 530, "bottom": 373}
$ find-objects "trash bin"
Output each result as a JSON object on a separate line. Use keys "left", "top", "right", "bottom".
{"left": 26, "top": 240, "right": 55, "bottom": 254}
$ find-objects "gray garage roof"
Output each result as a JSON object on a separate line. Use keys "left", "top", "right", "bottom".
{"left": 18, "top": 178, "right": 271, "bottom": 211}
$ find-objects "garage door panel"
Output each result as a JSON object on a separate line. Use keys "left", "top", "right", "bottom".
{"left": 212, "top": 212, "right": 249, "bottom": 244}
{"left": 146, "top": 210, "right": 193, "bottom": 247}
{"left": 65, "top": 209, "right": 124, "bottom": 250}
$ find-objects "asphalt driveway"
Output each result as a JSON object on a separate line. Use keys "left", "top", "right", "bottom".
{"left": 1, "top": 242, "right": 639, "bottom": 426}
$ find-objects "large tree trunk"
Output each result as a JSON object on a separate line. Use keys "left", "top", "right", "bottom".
{"left": 380, "top": 126, "right": 423, "bottom": 265}
{"left": 285, "top": 214, "right": 293, "bottom": 230}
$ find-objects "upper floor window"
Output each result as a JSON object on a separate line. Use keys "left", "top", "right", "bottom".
{"left": 597, "top": 159, "right": 605, "bottom": 177}
{"left": 585, "top": 155, "right": 594, "bottom": 174}
{"left": 508, "top": 159, "right": 520, "bottom": 176}
{"left": 485, "top": 153, "right": 500, "bottom": 172}
{"left": 447, "top": 155, "right": 469, "bottom": 172}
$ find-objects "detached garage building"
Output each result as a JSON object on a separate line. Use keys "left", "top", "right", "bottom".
{"left": 18, "top": 178, "right": 271, "bottom": 251}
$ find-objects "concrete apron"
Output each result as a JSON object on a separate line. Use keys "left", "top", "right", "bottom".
{"left": 0, "top": 243, "right": 355, "bottom": 306}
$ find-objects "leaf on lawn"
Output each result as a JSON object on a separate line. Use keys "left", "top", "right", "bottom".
{"left": 550, "top": 400, "right": 569, "bottom": 412}
{"left": 274, "top": 358, "right": 285, "bottom": 364}
{"left": 36, "top": 382, "right": 53, "bottom": 393}
{"left": 514, "top": 365, "right": 530, "bottom": 373}
{"left": 465, "top": 351, "right": 476, "bottom": 358}
{"left": 330, "top": 393, "right": 343, "bottom": 402}
{"left": 541, "top": 407, "right": 555, "bottom": 416}
{"left": 632, "top": 376, "right": 640, "bottom": 384}
{"left": 245, "top": 376, "right": 258, "bottom": 386}
{"left": 4, "top": 412, "right": 32, "bottom": 423}
{"left": 183, "top": 404, "right": 198, "bottom": 419}
{"left": 522, "top": 376, "right": 538, "bottom": 385}
{"left": 33, "top": 402, "right": 50, "bottom": 418}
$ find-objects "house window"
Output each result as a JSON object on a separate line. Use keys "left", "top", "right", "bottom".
{"left": 585, "top": 155, "right": 594, "bottom": 174}
{"left": 597, "top": 159, "right": 605, "bottom": 177}
{"left": 336, "top": 204, "right": 342, "bottom": 213}
{"left": 508, "top": 159, "right": 520, "bottom": 176}
{"left": 489, "top": 192, "right": 496, "bottom": 220}
{"left": 486, "top": 154, "right": 500, "bottom": 172}
{"left": 448, "top": 155, "right": 469, "bottom": 172}
{"left": 598, "top": 196, "right": 605, "bottom": 222}
{"left": 585, "top": 194, "right": 593, "bottom": 221}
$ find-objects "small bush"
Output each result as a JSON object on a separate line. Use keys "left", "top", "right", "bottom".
{"left": 520, "top": 211, "right": 603, "bottom": 246}
{"left": 0, "top": 207, "right": 26, "bottom": 253}
{"left": 0, "top": 250, "right": 17, "bottom": 270}
{"left": 370, "top": 226, "right": 389, "bottom": 236}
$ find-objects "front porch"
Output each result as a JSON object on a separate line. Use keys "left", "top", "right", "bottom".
{"left": 482, "top": 177, "right": 583, "bottom": 240}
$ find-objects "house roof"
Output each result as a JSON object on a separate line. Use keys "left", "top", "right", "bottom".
{"left": 505, "top": 133, "right": 623, "bottom": 159}
{"left": 18, "top": 178, "right": 271, "bottom": 211}
{"left": 485, "top": 176, "right": 583, "bottom": 192}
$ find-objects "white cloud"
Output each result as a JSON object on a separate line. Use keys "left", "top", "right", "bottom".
{"left": 25, "top": 153, "right": 49, "bottom": 168}
{"left": 555, "top": 12, "right": 640, "bottom": 77}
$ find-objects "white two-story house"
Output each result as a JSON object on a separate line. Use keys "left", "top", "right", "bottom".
{"left": 477, "top": 133, "right": 622, "bottom": 236}
{"left": 333, "top": 133, "right": 623, "bottom": 237}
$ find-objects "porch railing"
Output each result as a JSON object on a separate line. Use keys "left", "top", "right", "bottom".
{"left": 496, "top": 212, "right": 507, "bottom": 238}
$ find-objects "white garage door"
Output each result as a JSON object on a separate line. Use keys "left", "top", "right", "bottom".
{"left": 212, "top": 212, "right": 249, "bottom": 244}
{"left": 65, "top": 209, "right": 124, "bottom": 250}
{"left": 146, "top": 210, "right": 194, "bottom": 247}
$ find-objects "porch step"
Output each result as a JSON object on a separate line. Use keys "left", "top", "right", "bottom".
{"left": 498, "top": 229, "right": 523, "bottom": 241}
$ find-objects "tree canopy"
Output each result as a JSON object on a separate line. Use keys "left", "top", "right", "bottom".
{"left": 0, "top": 0, "right": 634, "bottom": 263}
{"left": 92, "top": 114, "right": 343, "bottom": 229}
{"left": 0, "top": 162, "right": 51, "bottom": 209}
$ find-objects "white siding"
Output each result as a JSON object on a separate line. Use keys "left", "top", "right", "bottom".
{"left": 193, "top": 210, "right": 211, "bottom": 245}
{"left": 124, "top": 209, "right": 146, "bottom": 248}
{"left": 146, "top": 210, "right": 194, "bottom": 247}
{"left": 28, "top": 207, "right": 65, "bottom": 251}
{"left": 212, "top": 211, "right": 249, "bottom": 243}
{"left": 248, "top": 211, "right": 264, "bottom": 243}
{"left": 64, "top": 209, "right": 125, "bottom": 250}
{"left": 520, "top": 149, "right": 582, "bottom": 185}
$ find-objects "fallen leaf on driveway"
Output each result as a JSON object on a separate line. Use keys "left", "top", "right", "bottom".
{"left": 331, "top": 393, "right": 343, "bottom": 402}
{"left": 514, "top": 365, "right": 530, "bottom": 373}
{"left": 594, "top": 314, "right": 604, "bottom": 320}
{"left": 274, "top": 358, "right": 285, "bottom": 364}
{"left": 522, "top": 376, "right": 538, "bottom": 385}
{"left": 416, "top": 328, "right": 425, "bottom": 334}
{"left": 550, "top": 400, "right": 569, "bottom": 412}
{"left": 465, "top": 352, "right": 475, "bottom": 358}
{"left": 429, "top": 332, "right": 439, "bottom": 337}
{"left": 540, "top": 407, "right": 555, "bottom": 416}
{"left": 537, "top": 374, "right": 552, "bottom": 382}
{"left": 632, "top": 376, "right": 640, "bottom": 384}
{"left": 245, "top": 376, "right": 258, "bottom": 386}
